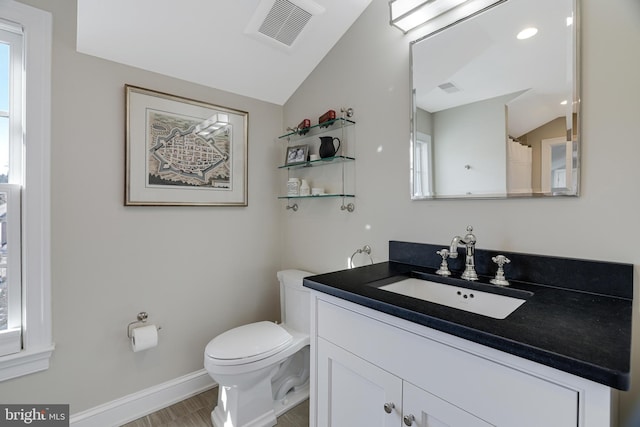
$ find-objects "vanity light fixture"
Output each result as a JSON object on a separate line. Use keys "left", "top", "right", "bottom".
{"left": 389, "top": 0, "right": 506, "bottom": 34}
{"left": 194, "top": 113, "right": 229, "bottom": 137}
{"left": 516, "top": 27, "right": 538, "bottom": 40}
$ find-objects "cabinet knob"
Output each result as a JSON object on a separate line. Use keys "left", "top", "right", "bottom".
{"left": 403, "top": 414, "right": 415, "bottom": 426}
{"left": 383, "top": 402, "right": 395, "bottom": 414}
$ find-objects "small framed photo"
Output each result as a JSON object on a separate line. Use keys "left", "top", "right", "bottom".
{"left": 285, "top": 145, "right": 309, "bottom": 166}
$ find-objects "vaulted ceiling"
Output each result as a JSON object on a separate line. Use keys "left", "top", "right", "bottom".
{"left": 76, "top": 0, "right": 372, "bottom": 105}
{"left": 77, "top": 0, "right": 574, "bottom": 138}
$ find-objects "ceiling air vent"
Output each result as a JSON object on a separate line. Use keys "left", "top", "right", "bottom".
{"left": 259, "top": 0, "right": 312, "bottom": 46}
{"left": 438, "top": 82, "right": 461, "bottom": 93}
{"left": 246, "top": 0, "right": 325, "bottom": 49}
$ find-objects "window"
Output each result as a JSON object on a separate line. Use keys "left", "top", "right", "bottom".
{"left": 0, "top": 1, "right": 52, "bottom": 381}
{"left": 0, "top": 20, "right": 24, "bottom": 357}
{"left": 413, "top": 132, "right": 433, "bottom": 197}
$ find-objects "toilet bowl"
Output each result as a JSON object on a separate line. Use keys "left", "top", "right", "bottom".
{"left": 204, "top": 270, "right": 314, "bottom": 427}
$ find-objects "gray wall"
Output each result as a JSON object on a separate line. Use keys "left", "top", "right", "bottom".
{"left": 0, "top": 0, "right": 285, "bottom": 413}
{"left": 283, "top": 0, "right": 640, "bottom": 423}
{"left": 433, "top": 94, "right": 511, "bottom": 195}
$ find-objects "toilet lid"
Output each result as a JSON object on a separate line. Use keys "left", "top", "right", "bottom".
{"left": 205, "top": 321, "right": 293, "bottom": 364}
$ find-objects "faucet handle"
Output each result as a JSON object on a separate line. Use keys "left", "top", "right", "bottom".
{"left": 435, "top": 249, "right": 451, "bottom": 276}
{"left": 464, "top": 225, "right": 476, "bottom": 243}
{"left": 437, "top": 248, "right": 450, "bottom": 259}
{"left": 490, "top": 255, "right": 511, "bottom": 286}
{"left": 492, "top": 255, "right": 510, "bottom": 267}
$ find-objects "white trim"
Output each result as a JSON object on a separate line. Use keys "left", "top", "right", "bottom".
{"left": 20, "top": 0, "right": 53, "bottom": 352}
{"left": 70, "top": 369, "right": 216, "bottom": 427}
{"left": 0, "top": 0, "right": 53, "bottom": 380}
{"left": 0, "top": 345, "right": 54, "bottom": 381}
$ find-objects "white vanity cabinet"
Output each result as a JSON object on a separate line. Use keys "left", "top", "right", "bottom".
{"left": 310, "top": 291, "right": 615, "bottom": 427}
{"left": 317, "top": 338, "right": 491, "bottom": 426}
{"left": 317, "top": 338, "right": 402, "bottom": 426}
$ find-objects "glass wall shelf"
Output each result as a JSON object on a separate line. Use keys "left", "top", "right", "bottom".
{"left": 278, "top": 113, "right": 356, "bottom": 212}
{"left": 278, "top": 194, "right": 355, "bottom": 200}
{"left": 278, "top": 118, "right": 356, "bottom": 140}
{"left": 278, "top": 155, "right": 355, "bottom": 170}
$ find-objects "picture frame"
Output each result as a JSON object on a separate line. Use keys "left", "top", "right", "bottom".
{"left": 285, "top": 145, "right": 309, "bottom": 166}
{"left": 125, "top": 85, "right": 248, "bottom": 206}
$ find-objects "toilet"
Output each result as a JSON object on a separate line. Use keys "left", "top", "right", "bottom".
{"left": 204, "top": 269, "right": 314, "bottom": 427}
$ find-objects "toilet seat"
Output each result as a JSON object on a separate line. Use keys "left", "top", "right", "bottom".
{"left": 205, "top": 321, "right": 293, "bottom": 366}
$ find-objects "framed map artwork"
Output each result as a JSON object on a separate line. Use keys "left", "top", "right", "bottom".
{"left": 125, "top": 85, "right": 248, "bottom": 206}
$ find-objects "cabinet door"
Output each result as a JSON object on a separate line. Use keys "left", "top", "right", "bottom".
{"left": 402, "top": 381, "right": 493, "bottom": 427}
{"left": 317, "top": 337, "right": 402, "bottom": 427}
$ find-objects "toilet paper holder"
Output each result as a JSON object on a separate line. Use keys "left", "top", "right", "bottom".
{"left": 127, "top": 312, "right": 161, "bottom": 338}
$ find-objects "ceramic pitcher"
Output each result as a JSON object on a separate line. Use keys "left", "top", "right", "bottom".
{"left": 319, "top": 136, "right": 341, "bottom": 158}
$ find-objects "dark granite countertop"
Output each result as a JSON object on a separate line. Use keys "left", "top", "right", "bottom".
{"left": 304, "top": 249, "right": 633, "bottom": 390}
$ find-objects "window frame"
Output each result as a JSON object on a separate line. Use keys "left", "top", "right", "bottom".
{"left": 0, "top": 184, "right": 23, "bottom": 356}
{"left": 414, "top": 132, "right": 433, "bottom": 197}
{"left": 0, "top": 17, "right": 25, "bottom": 357}
{"left": 0, "top": 0, "right": 53, "bottom": 382}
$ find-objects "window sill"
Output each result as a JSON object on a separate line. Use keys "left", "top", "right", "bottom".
{"left": 0, "top": 345, "right": 55, "bottom": 382}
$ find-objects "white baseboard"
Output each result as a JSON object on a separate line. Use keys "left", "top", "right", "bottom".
{"left": 69, "top": 369, "right": 216, "bottom": 427}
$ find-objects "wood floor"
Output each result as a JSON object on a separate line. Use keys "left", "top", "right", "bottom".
{"left": 120, "top": 387, "right": 309, "bottom": 427}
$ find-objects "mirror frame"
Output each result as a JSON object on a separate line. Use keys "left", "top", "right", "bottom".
{"left": 410, "top": 0, "right": 581, "bottom": 200}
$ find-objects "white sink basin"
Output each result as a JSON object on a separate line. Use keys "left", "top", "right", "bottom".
{"left": 379, "top": 278, "right": 527, "bottom": 319}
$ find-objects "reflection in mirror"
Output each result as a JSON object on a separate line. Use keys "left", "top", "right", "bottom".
{"left": 410, "top": 0, "right": 579, "bottom": 199}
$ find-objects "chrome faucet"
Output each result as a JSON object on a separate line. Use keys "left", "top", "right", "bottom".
{"left": 449, "top": 225, "right": 478, "bottom": 281}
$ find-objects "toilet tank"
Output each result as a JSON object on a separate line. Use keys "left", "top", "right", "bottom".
{"left": 277, "top": 269, "right": 314, "bottom": 334}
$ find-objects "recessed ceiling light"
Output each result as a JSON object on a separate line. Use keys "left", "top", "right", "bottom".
{"left": 560, "top": 100, "right": 568, "bottom": 105}
{"left": 517, "top": 27, "right": 538, "bottom": 40}
{"left": 566, "top": 16, "right": 573, "bottom": 26}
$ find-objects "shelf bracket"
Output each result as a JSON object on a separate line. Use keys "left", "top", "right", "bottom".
{"left": 286, "top": 202, "right": 298, "bottom": 212}
{"left": 341, "top": 201, "right": 355, "bottom": 213}
{"left": 340, "top": 107, "right": 354, "bottom": 118}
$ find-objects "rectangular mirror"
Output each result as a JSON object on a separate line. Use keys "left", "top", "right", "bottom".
{"left": 410, "top": 0, "right": 579, "bottom": 199}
